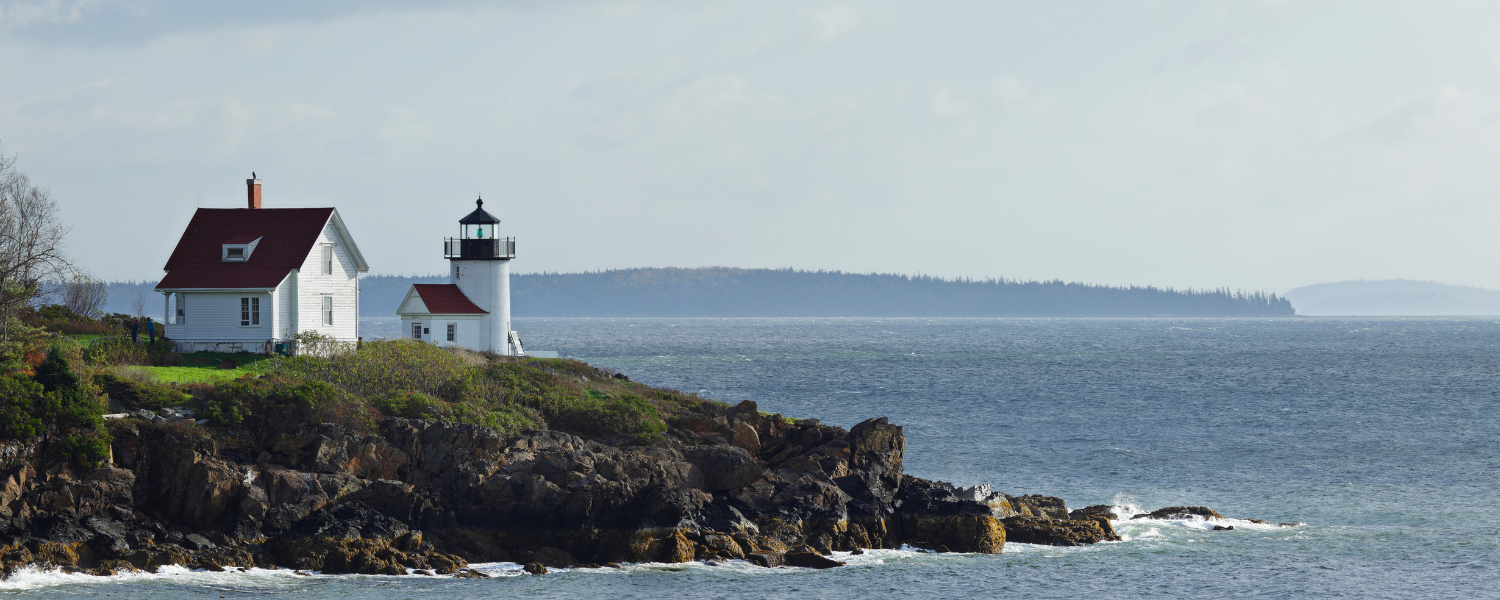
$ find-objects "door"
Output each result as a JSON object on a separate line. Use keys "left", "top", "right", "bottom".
{"left": 412, "top": 322, "right": 422, "bottom": 340}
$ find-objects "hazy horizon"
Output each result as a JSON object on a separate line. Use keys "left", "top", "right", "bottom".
{"left": 5, "top": 1, "right": 1499, "bottom": 292}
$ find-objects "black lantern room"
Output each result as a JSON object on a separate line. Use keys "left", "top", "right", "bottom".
{"left": 445, "top": 198, "right": 515, "bottom": 260}
{"left": 458, "top": 198, "right": 500, "bottom": 239}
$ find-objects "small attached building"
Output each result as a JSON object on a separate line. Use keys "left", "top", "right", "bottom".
{"left": 155, "top": 176, "right": 369, "bottom": 353}
{"left": 395, "top": 284, "right": 488, "bottom": 347}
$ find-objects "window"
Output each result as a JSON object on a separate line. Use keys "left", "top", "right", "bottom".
{"left": 322, "top": 245, "right": 333, "bottom": 275}
{"left": 222, "top": 238, "right": 260, "bottom": 262}
{"left": 240, "top": 297, "right": 259, "bottom": 326}
{"left": 322, "top": 296, "right": 333, "bottom": 326}
{"left": 446, "top": 323, "right": 456, "bottom": 342}
{"left": 175, "top": 294, "right": 185, "bottom": 324}
{"left": 412, "top": 323, "right": 422, "bottom": 340}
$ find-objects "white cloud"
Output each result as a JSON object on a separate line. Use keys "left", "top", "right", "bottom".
{"left": 810, "top": 5, "right": 858, "bottom": 42}
{"left": 988, "top": 77, "right": 1029, "bottom": 101}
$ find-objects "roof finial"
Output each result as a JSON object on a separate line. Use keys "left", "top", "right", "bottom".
{"left": 477, "top": 195, "right": 483, "bottom": 208}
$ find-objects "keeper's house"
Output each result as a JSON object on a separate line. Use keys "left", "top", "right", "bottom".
{"left": 155, "top": 176, "right": 369, "bottom": 353}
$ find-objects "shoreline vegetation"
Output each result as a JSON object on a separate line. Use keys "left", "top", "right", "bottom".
{"left": 0, "top": 330, "right": 1287, "bottom": 578}
{"left": 105, "top": 268, "right": 1296, "bottom": 321}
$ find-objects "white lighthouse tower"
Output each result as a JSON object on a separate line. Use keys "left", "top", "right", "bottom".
{"left": 395, "top": 198, "right": 522, "bottom": 355}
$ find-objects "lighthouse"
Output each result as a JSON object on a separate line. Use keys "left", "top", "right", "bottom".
{"left": 395, "top": 198, "right": 522, "bottom": 355}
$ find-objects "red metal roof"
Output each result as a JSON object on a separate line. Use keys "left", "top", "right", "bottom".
{"left": 156, "top": 208, "right": 335, "bottom": 290}
{"left": 411, "top": 284, "right": 488, "bottom": 314}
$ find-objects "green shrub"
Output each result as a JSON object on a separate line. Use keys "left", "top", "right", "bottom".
{"left": 198, "top": 376, "right": 373, "bottom": 434}
{"left": 34, "top": 346, "right": 81, "bottom": 393}
{"left": 83, "top": 337, "right": 182, "bottom": 367}
{"left": 0, "top": 376, "right": 45, "bottom": 438}
{"left": 0, "top": 348, "right": 110, "bottom": 459}
{"left": 370, "top": 391, "right": 452, "bottom": 421}
{"left": 260, "top": 340, "right": 502, "bottom": 403}
{"left": 146, "top": 338, "right": 183, "bottom": 366}
{"left": 59, "top": 430, "right": 111, "bottom": 469}
{"left": 26, "top": 305, "right": 124, "bottom": 336}
{"left": 83, "top": 338, "right": 148, "bottom": 366}
{"left": 556, "top": 392, "right": 666, "bottom": 443}
{"left": 95, "top": 371, "right": 188, "bottom": 411}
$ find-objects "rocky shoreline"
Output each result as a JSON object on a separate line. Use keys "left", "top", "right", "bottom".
{"left": 1, "top": 397, "right": 1266, "bottom": 578}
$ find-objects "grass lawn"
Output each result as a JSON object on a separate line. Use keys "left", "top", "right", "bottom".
{"left": 71, "top": 334, "right": 117, "bottom": 345}
{"left": 51, "top": 333, "right": 119, "bottom": 353}
{"left": 142, "top": 352, "right": 277, "bottom": 384}
{"left": 139, "top": 366, "right": 245, "bottom": 384}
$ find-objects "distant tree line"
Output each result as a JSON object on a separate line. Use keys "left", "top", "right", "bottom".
{"left": 124, "top": 268, "right": 1297, "bottom": 318}
{"left": 504, "top": 267, "right": 1295, "bottom": 317}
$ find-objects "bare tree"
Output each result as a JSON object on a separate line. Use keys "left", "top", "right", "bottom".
{"left": 130, "top": 293, "right": 147, "bottom": 319}
{"left": 0, "top": 145, "right": 73, "bottom": 343}
{"left": 63, "top": 272, "right": 107, "bottom": 318}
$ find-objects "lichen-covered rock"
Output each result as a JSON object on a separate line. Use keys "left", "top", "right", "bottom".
{"left": 1068, "top": 505, "right": 1118, "bottom": 520}
{"left": 901, "top": 514, "right": 1006, "bottom": 553}
{"left": 627, "top": 528, "right": 697, "bottom": 563}
{"left": 745, "top": 551, "right": 783, "bottom": 568}
{"left": 1001, "top": 516, "right": 1117, "bottom": 546}
{"left": 1006, "top": 494, "right": 1070, "bottom": 520}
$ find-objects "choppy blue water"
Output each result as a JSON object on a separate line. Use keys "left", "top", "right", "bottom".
{"left": 11, "top": 318, "right": 1499, "bottom": 598}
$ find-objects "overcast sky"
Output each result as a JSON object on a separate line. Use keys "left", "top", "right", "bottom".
{"left": 3, "top": 1, "right": 1498, "bottom": 293}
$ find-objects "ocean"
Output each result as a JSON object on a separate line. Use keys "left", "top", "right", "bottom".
{"left": 8, "top": 317, "right": 1498, "bottom": 598}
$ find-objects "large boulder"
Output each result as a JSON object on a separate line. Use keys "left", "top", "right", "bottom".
{"left": 900, "top": 513, "right": 1006, "bottom": 553}
{"left": 1006, "top": 494, "right": 1069, "bottom": 520}
{"left": 1001, "top": 516, "right": 1118, "bottom": 546}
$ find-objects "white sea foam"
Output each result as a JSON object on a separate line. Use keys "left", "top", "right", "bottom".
{"left": 1108, "top": 494, "right": 1144, "bottom": 519}
{"left": 0, "top": 564, "right": 303, "bottom": 591}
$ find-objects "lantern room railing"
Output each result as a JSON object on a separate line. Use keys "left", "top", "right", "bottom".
{"left": 444, "top": 237, "right": 515, "bottom": 259}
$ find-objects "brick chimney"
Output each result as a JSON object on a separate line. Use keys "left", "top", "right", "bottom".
{"left": 247, "top": 173, "right": 262, "bottom": 209}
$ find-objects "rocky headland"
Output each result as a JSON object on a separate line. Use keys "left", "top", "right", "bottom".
{"left": 0, "top": 358, "right": 1261, "bottom": 578}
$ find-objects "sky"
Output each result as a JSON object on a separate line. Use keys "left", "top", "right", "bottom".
{"left": 2, "top": 0, "right": 1499, "bottom": 294}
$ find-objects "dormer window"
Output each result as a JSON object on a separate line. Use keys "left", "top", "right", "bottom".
{"left": 222, "top": 236, "right": 262, "bottom": 262}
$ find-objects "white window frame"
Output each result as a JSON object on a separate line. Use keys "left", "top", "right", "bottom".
{"left": 322, "top": 295, "right": 333, "bottom": 326}
{"left": 446, "top": 323, "right": 456, "bottom": 342}
{"left": 412, "top": 322, "right": 422, "bottom": 340}
{"left": 240, "top": 297, "right": 259, "bottom": 327}
{"left": 322, "top": 244, "right": 334, "bottom": 275}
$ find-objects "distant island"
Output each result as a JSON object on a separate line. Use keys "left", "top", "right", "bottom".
{"left": 350, "top": 268, "right": 1293, "bottom": 318}
{"left": 106, "top": 268, "right": 1295, "bottom": 319}
{"left": 1283, "top": 280, "right": 1500, "bottom": 316}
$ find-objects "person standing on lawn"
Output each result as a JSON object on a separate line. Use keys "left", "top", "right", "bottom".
{"left": 130, "top": 319, "right": 139, "bottom": 343}
{"left": 147, "top": 318, "right": 155, "bottom": 344}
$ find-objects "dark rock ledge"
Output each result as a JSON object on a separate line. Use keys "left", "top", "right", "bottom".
{"left": 0, "top": 401, "right": 1267, "bottom": 577}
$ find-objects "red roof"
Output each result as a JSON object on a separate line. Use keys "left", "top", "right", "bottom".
{"left": 411, "top": 284, "right": 488, "bottom": 314}
{"left": 157, "top": 208, "right": 335, "bottom": 290}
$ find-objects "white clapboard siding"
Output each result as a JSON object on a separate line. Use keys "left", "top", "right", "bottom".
{"left": 275, "top": 273, "right": 297, "bottom": 339}
{"left": 172, "top": 291, "right": 276, "bottom": 347}
{"left": 294, "top": 219, "right": 361, "bottom": 342}
{"left": 400, "top": 314, "right": 482, "bottom": 347}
